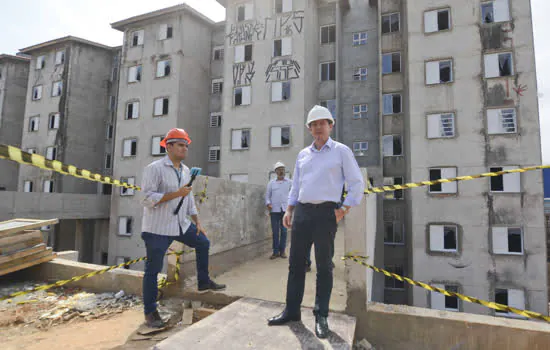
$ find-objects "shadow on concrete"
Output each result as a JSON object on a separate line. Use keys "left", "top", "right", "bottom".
{"left": 288, "top": 321, "right": 325, "bottom": 349}
{"left": 288, "top": 320, "right": 350, "bottom": 350}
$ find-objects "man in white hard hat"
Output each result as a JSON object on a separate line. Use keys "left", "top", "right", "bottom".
{"left": 267, "top": 105, "right": 365, "bottom": 339}
{"left": 265, "top": 161, "right": 292, "bottom": 259}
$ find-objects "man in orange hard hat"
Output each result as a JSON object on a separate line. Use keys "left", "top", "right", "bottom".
{"left": 140, "top": 128, "right": 226, "bottom": 328}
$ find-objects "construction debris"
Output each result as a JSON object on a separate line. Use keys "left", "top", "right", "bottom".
{"left": 0, "top": 218, "right": 59, "bottom": 276}
{"left": 354, "top": 338, "right": 375, "bottom": 350}
{"left": 0, "top": 281, "right": 141, "bottom": 329}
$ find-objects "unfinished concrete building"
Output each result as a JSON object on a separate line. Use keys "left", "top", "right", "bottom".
{"left": 405, "top": 0, "right": 547, "bottom": 317}
{"left": 212, "top": 0, "right": 547, "bottom": 317}
{"left": 0, "top": 54, "right": 29, "bottom": 191}
{"left": 17, "top": 36, "right": 118, "bottom": 195}
{"left": 213, "top": 0, "right": 387, "bottom": 296}
{"left": 108, "top": 4, "right": 219, "bottom": 266}
{"left": 101, "top": 0, "right": 546, "bottom": 318}
{"left": 10, "top": 36, "right": 120, "bottom": 265}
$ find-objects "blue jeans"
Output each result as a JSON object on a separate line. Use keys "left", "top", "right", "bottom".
{"left": 270, "top": 212, "right": 287, "bottom": 254}
{"left": 141, "top": 223, "right": 210, "bottom": 315}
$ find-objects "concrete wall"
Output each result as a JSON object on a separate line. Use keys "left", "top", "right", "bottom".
{"left": 361, "top": 302, "right": 550, "bottom": 349}
{"left": 406, "top": 0, "right": 547, "bottom": 316}
{"left": 380, "top": 0, "right": 409, "bottom": 306}
{"left": 341, "top": 0, "right": 380, "bottom": 168}
{"left": 219, "top": 0, "right": 317, "bottom": 185}
{"left": 342, "top": 169, "right": 379, "bottom": 334}
{"left": 99, "top": 48, "right": 121, "bottom": 184}
{"left": 207, "top": 23, "right": 225, "bottom": 177}
{"left": 0, "top": 57, "right": 29, "bottom": 191}
{"left": 18, "top": 42, "right": 115, "bottom": 195}
{"left": 109, "top": 175, "right": 271, "bottom": 275}
{"left": 179, "top": 11, "right": 213, "bottom": 172}
{"left": 0, "top": 191, "right": 110, "bottom": 221}
{"left": 62, "top": 44, "right": 116, "bottom": 194}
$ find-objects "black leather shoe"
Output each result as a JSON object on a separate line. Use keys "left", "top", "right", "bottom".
{"left": 267, "top": 309, "right": 301, "bottom": 325}
{"left": 315, "top": 316, "right": 329, "bottom": 338}
{"left": 198, "top": 280, "right": 226, "bottom": 292}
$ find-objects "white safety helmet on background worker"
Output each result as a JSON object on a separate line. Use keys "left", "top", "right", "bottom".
{"left": 273, "top": 161, "right": 285, "bottom": 171}
{"left": 305, "top": 105, "right": 335, "bottom": 127}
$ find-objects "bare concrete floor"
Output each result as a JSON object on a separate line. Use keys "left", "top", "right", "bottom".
{"left": 212, "top": 231, "right": 347, "bottom": 312}
{"left": 154, "top": 298, "right": 356, "bottom": 350}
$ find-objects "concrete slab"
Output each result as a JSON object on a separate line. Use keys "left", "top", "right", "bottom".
{"left": 153, "top": 297, "right": 356, "bottom": 350}
{"left": 205, "top": 230, "right": 347, "bottom": 312}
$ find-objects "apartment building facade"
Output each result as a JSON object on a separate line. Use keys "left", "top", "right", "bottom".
{"left": 207, "top": 22, "right": 226, "bottom": 177}
{"left": 12, "top": 36, "right": 119, "bottom": 264}
{"left": 102, "top": 0, "right": 546, "bottom": 317}
{"left": 108, "top": 4, "right": 216, "bottom": 265}
{"left": 406, "top": 0, "right": 547, "bottom": 317}
{"left": 0, "top": 54, "right": 29, "bottom": 191}
{"left": 212, "top": 0, "right": 547, "bottom": 317}
{"left": 17, "top": 36, "right": 118, "bottom": 195}
{"left": 214, "top": 0, "right": 388, "bottom": 299}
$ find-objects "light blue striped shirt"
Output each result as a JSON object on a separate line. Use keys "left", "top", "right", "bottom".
{"left": 265, "top": 178, "right": 292, "bottom": 213}
{"left": 288, "top": 137, "right": 365, "bottom": 207}
{"left": 140, "top": 156, "right": 198, "bottom": 236}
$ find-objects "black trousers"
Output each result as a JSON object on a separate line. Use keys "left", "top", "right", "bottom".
{"left": 285, "top": 202, "right": 338, "bottom": 317}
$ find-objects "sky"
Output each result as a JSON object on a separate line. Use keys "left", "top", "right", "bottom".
{"left": 0, "top": 0, "right": 549, "bottom": 163}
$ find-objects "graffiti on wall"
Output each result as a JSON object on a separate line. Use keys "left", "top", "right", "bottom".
{"left": 265, "top": 58, "right": 301, "bottom": 82}
{"left": 233, "top": 61, "right": 256, "bottom": 86}
{"left": 513, "top": 83, "right": 527, "bottom": 97}
{"left": 272, "top": 11, "right": 304, "bottom": 38}
{"left": 226, "top": 11, "right": 304, "bottom": 46}
{"left": 227, "top": 22, "right": 265, "bottom": 45}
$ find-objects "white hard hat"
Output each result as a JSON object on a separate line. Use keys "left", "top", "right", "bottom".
{"left": 305, "top": 105, "right": 335, "bottom": 127}
{"left": 273, "top": 161, "right": 285, "bottom": 171}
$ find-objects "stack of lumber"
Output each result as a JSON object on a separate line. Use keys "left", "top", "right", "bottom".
{"left": 0, "top": 218, "right": 59, "bottom": 277}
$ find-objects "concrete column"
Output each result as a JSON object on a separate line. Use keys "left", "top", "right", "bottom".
{"left": 343, "top": 169, "right": 377, "bottom": 334}
{"left": 75, "top": 219, "right": 83, "bottom": 262}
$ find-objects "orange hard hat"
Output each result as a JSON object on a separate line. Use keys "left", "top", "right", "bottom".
{"left": 160, "top": 128, "right": 192, "bottom": 148}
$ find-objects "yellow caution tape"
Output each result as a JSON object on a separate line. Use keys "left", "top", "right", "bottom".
{"left": 0, "top": 250, "right": 193, "bottom": 302}
{"left": 0, "top": 144, "right": 140, "bottom": 192}
{"left": 365, "top": 165, "right": 550, "bottom": 194}
{"left": 3, "top": 142, "right": 550, "bottom": 319}
{"left": 4, "top": 143, "right": 548, "bottom": 197}
{"left": 343, "top": 254, "right": 550, "bottom": 323}
{"left": 196, "top": 176, "right": 209, "bottom": 204}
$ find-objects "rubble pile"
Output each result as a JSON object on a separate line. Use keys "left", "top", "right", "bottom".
{"left": 0, "top": 281, "right": 141, "bottom": 329}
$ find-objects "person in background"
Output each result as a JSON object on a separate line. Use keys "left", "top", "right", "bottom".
{"left": 267, "top": 105, "right": 365, "bottom": 338}
{"left": 265, "top": 161, "right": 292, "bottom": 259}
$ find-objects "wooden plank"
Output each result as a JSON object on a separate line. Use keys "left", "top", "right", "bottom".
{"left": 0, "top": 247, "right": 53, "bottom": 271}
{"left": 0, "top": 218, "right": 59, "bottom": 237}
{"left": 0, "top": 253, "right": 56, "bottom": 277}
{"left": 0, "top": 230, "right": 43, "bottom": 248}
{"left": 0, "top": 237, "right": 44, "bottom": 255}
{"left": 0, "top": 244, "right": 46, "bottom": 265}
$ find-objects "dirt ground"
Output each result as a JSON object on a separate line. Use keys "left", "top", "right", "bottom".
{"left": 2, "top": 308, "right": 144, "bottom": 350}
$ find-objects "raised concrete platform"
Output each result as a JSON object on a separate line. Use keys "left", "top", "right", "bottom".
{"left": 182, "top": 230, "right": 347, "bottom": 312}
{"left": 153, "top": 297, "right": 356, "bottom": 350}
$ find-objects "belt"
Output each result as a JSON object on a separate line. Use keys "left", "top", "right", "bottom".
{"left": 298, "top": 201, "right": 338, "bottom": 209}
